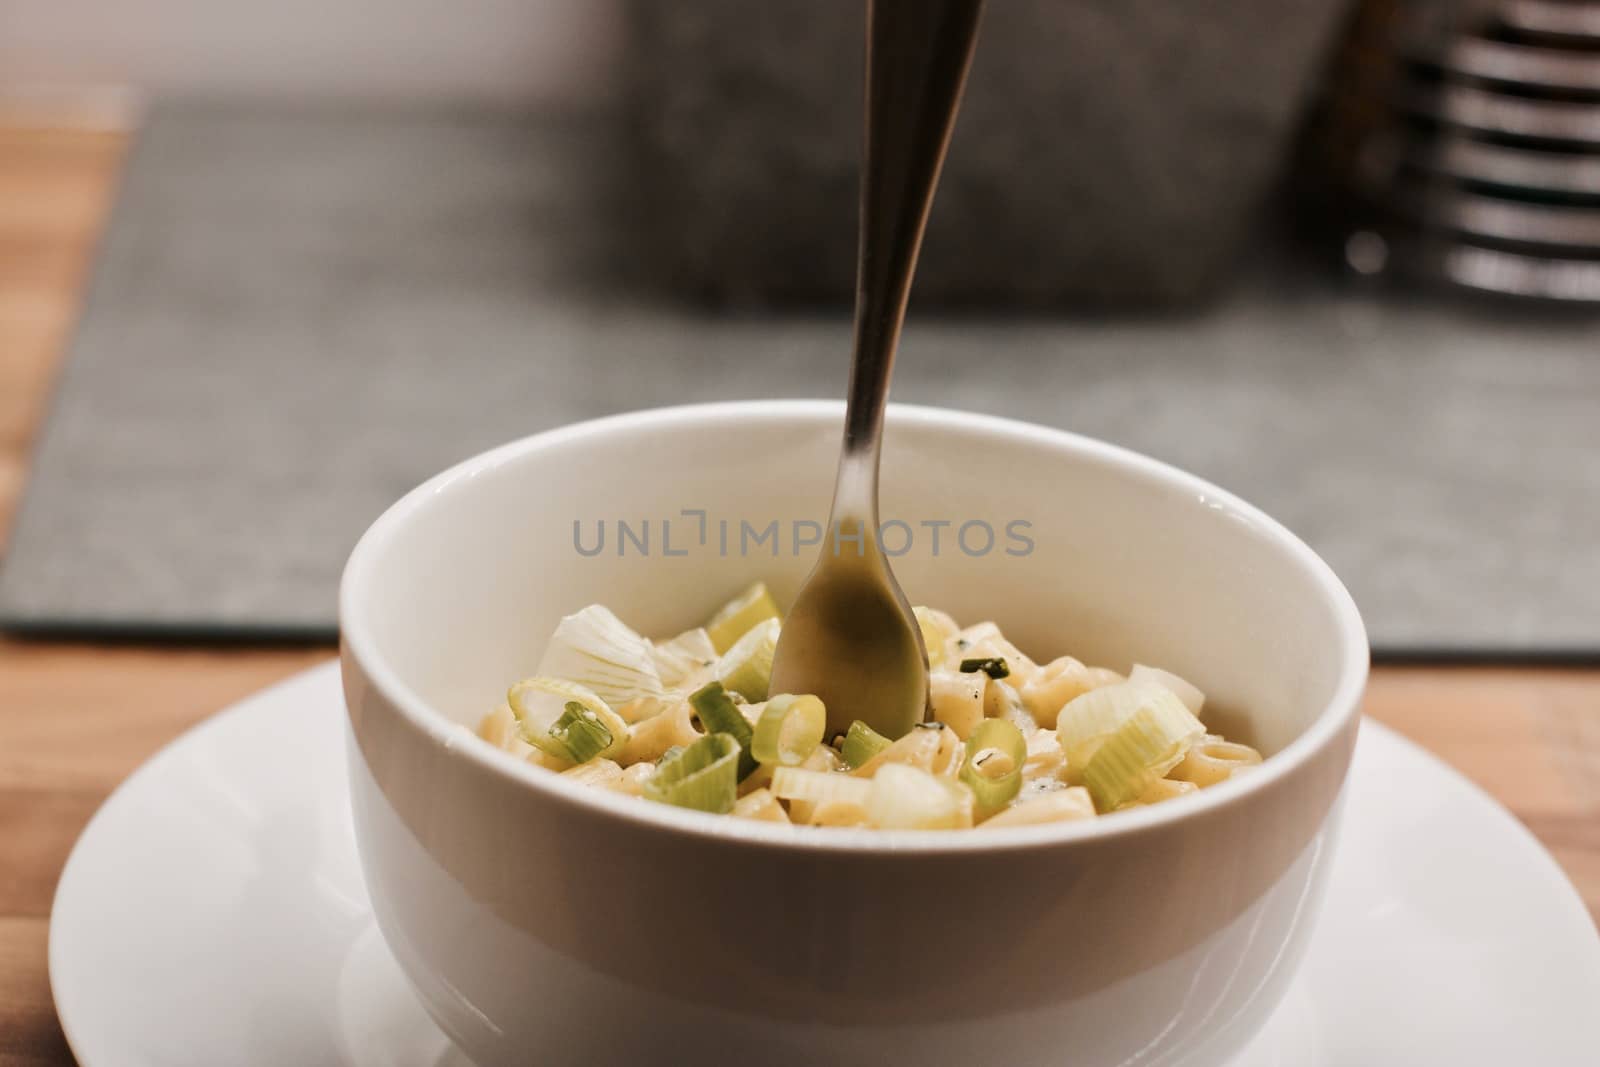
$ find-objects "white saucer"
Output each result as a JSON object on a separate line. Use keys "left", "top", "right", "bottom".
{"left": 51, "top": 662, "right": 1600, "bottom": 1066}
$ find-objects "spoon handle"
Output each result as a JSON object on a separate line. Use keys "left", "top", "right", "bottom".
{"left": 837, "top": 0, "right": 984, "bottom": 501}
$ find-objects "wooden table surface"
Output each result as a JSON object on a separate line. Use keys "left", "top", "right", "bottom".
{"left": 1, "top": 123, "right": 1597, "bottom": 1066}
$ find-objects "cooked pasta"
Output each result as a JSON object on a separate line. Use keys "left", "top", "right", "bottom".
{"left": 477, "top": 581, "right": 1264, "bottom": 830}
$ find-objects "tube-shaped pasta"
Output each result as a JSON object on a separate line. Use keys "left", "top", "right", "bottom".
{"left": 954, "top": 622, "right": 1039, "bottom": 685}
{"left": 851, "top": 727, "right": 942, "bottom": 778}
{"left": 980, "top": 787, "right": 1095, "bottom": 828}
{"left": 808, "top": 801, "right": 871, "bottom": 827}
{"left": 930, "top": 669, "right": 986, "bottom": 739}
{"left": 1022, "top": 727, "right": 1068, "bottom": 782}
{"left": 984, "top": 678, "right": 1026, "bottom": 722}
{"left": 481, "top": 702, "right": 553, "bottom": 764}
{"left": 1019, "top": 656, "right": 1096, "bottom": 727}
{"left": 1083, "top": 667, "right": 1126, "bottom": 689}
{"left": 562, "top": 759, "right": 624, "bottom": 790}
{"left": 1127, "top": 777, "right": 1198, "bottom": 807}
{"left": 617, "top": 699, "right": 702, "bottom": 765}
{"left": 929, "top": 724, "right": 966, "bottom": 778}
{"left": 784, "top": 745, "right": 849, "bottom": 824}
{"left": 480, "top": 591, "right": 1267, "bottom": 831}
{"left": 479, "top": 702, "right": 519, "bottom": 749}
{"left": 1170, "top": 736, "right": 1263, "bottom": 787}
{"left": 732, "top": 788, "right": 790, "bottom": 823}
{"left": 613, "top": 762, "right": 656, "bottom": 797}
{"left": 737, "top": 762, "right": 776, "bottom": 797}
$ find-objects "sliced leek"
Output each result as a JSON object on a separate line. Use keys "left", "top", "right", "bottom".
{"left": 547, "top": 701, "right": 616, "bottom": 763}
{"left": 508, "top": 677, "right": 627, "bottom": 762}
{"left": 1082, "top": 692, "right": 1205, "bottom": 811}
{"left": 536, "top": 605, "right": 664, "bottom": 720}
{"left": 714, "top": 617, "right": 780, "bottom": 702}
{"left": 483, "top": 588, "right": 1258, "bottom": 830}
{"left": 750, "top": 693, "right": 825, "bottom": 767}
{"left": 643, "top": 733, "right": 742, "bottom": 814}
{"left": 771, "top": 766, "right": 872, "bottom": 808}
{"left": 1128, "top": 663, "right": 1205, "bottom": 715}
{"left": 959, "top": 718, "right": 1027, "bottom": 819}
{"left": 1055, "top": 680, "right": 1169, "bottom": 772}
{"left": 866, "top": 764, "right": 974, "bottom": 830}
{"left": 705, "top": 581, "right": 781, "bottom": 654}
{"left": 840, "top": 719, "right": 892, "bottom": 769}
{"left": 688, "top": 681, "right": 758, "bottom": 779}
{"left": 652, "top": 627, "right": 718, "bottom": 688}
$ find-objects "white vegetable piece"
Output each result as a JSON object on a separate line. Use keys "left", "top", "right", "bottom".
{"left": 537, "top": 605, "right": 665, "bottom": 721}
{"left": 1128, "top": 663, "right": 1205, "bottom": 716}
{"left": 866, "top": 764, "right": 974, "bottom": 830}
{"left": 714, "top": 617, "right": 780, "bottom": 702}
{"left": 651, "top": 627, "right": 718, "bottom": 689}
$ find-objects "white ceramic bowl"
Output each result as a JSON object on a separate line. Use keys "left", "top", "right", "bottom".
{"left": 340, "top": 401, "right": 1367, "bottom": 1067}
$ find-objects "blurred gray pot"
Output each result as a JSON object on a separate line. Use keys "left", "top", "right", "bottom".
{"left": 625, "top": 0, "right": 1351, "bottom": 308}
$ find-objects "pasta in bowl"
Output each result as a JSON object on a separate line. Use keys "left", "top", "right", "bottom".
{"left": 477, "top": 584, "right": 1264, "bottom": 831}
{"left": 339, "top": 401, "right": 1367, "bottom": 1067}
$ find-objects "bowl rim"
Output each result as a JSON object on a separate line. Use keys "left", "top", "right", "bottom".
{"left": 340, "top": 399, "right": 1369, "bottom": 855}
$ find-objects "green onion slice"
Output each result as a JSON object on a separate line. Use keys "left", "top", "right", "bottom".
{"left": 508, "top": 676, "right": 628, "bottom": 763}
{"left": 714, "top": 617, "right": 780, "bottom": 702}
{"left": 544, "top": 701, "right": 614, "bottom": 763}
{"left": 705, "top": 581, "right": 781, "bottom": 654}
{"left": 958, "top": 657, "right": 1010, "bottom": 679}
{"left": 1127, "top": 663, "right": 1206, "bottom": 715}
{"left": 688, "top": 681, "right": 758, "bottom": 779}
{"left": 1056, "top": 680, "right": 1168, "bottom": 771}
{"left": 1082, "top": 691, "right": 1206, "bottom": 811}
{"left": 959, "top": 718, "right": 1026, "bottom": 819}
{"left": 841, "top": 719, "right": 893, "bottom": 769}
{"left": 643, "top": 733, "right": 742, "bottom": 814}
{"left": 752, "top": 693, "right": 827, "bottom": 767}
{"left": 771, "top": 766, "right": 872, "bottom": 808}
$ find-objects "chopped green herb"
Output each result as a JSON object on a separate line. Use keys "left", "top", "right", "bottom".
{"left": 958, "top": 657, "right": 1010, "bottom": 679}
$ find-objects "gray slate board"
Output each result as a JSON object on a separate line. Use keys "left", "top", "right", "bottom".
{"left": 1, "top": 102, "right": 1597, "bottom": 654}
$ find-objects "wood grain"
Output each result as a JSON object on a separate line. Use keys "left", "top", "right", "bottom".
{"left": 0, "top": 123, "right": 1596, "bottom": 1066}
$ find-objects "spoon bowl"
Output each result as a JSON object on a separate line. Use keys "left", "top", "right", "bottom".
{"left": 769, "top": 519, "right": 927, "bottom": 738}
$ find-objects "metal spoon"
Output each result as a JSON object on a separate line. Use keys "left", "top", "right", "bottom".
{"left": 769, "top": 0, "right": 984, "bottom": 741}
